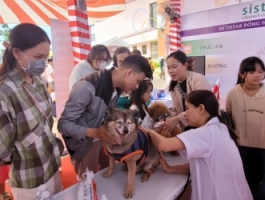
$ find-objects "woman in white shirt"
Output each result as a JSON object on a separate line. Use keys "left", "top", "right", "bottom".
{"left": 146, "top": 90, "right": 252, "bottom": 200}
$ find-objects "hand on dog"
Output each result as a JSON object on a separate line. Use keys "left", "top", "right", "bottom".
{"left": 142, "top": 128, "right": 155, "bottom": 136}
{"left": 94, "top": 127, "right": 118, "bottom": 144}
{"left": 163, "top": 117, "right": 180, "bottom": 132}
{"left": 159, "top": 151, "right": 171, "bottom": 173}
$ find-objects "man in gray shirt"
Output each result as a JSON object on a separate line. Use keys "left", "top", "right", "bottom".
{"left": 58, "top": 55, "right": 153, "bottom": 177}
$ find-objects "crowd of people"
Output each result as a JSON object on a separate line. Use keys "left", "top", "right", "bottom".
{"left": 0, "top": 23, "right": 264, "bottom": 200}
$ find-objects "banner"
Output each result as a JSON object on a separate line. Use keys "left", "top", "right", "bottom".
{"left": 181, "top": 0, "right": 255, "bottom": 16}
{"left": 50, "top": 19, "right": 75, "bottom": 119}
{"left": 181, "top": 0, "right": 265, "bottom": 108}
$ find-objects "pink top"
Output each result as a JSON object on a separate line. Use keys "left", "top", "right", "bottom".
{"left": 178, "top": 117, "right": 253, "bottom": 200}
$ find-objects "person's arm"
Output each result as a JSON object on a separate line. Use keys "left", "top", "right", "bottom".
{"left": 147, "top": 129, "right": 185, "bottom": 152}
{"left": 58, "top": 81, "right": 117, "bottom": 144}
{"left": 163, "top": 113, "right": 188, "bottom": 131}
{"left": 0, "top": 95, "right": 15, "bottom": 165}
{"left": 164, "top": 163, "right": 190, "bottom": 174}
{"left": 159, "top": 152, "right": 189, "bottom": 174}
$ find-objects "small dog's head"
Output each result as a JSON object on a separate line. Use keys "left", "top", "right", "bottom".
{"left": 148, "top": 101, "right": 170, "bottom": 122}
{"left": 103, "top": 108, "right": 139, "bottom": 144}
{"left": 148, "top": 102, "right": 182, "bottom": 138}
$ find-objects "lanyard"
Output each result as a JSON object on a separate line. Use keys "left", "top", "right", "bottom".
{"left": 22, "top": 84, "right": 51, "bottom": 129}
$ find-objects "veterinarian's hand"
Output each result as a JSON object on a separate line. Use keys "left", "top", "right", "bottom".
{"left": 142, "top": 128, "right": 150, "bottom": 134}
{"left": 90, "top": 127, "right": 118, "bottom": 145}
{"left": 159, "top": 151, "right": 171, "bottom": 173}
{"left": 142, "top": 128, "right": 157, "bottom": 136}
{"left": 163, "top": 117, "right": 180, "bottom": 132}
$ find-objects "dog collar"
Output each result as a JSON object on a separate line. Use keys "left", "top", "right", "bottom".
{"left": 156, "top": 113, "right": 170, "bottom": 122}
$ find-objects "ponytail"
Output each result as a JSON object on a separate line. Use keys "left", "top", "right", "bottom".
{"left": 0, "top": 47, "right": 16, "bottom": 82}
{"left": 217, "top": 115, "right": 238, "bottom": 146}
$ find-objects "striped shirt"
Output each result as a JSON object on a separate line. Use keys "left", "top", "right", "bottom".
{"left": 0, "top": 68, "right": 61, "bottom": 189}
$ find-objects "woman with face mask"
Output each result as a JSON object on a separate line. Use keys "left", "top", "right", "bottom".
{"left": 69, "top": 44, "right": 111, "bottom": 90}
{"left": 0, "top": 23, "right": 62, "bottom": 200}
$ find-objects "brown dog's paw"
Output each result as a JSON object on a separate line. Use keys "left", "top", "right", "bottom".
{"left": 102, "top": 169, "right": 113, "bottom": 178}
{"left": 121, "top": 165, "right": 128, "bottom": 171}
{"left": 124, "top": 187, "right": 134, "bottom": 199}
{"left": 141, "top": 172, "right": 151, "bottom": 182}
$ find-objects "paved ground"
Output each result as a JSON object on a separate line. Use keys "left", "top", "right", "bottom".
{"left": 152, "top": 68, "right": 167, "bottom": 90}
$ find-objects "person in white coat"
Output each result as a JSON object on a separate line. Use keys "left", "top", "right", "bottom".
{"left": 146, "top": 90, "right": 253, "bottom": 200}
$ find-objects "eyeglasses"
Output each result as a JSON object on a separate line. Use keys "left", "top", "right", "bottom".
{"left": 97, "top": 58, "right": 111, "bottom": 64}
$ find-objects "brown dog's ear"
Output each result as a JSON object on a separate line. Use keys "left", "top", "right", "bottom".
{"left": 105, "top": 107, "right": 114, "bottom": 115}
{"left": 104, "top": 107, "right": 115, "bottom": 124}
{"left": 130, "top": 109, "right": 140, "bottom": 123}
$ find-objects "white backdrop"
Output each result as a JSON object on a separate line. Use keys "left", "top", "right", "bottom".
{"left": 181, "top": 0, "right": 265, "bottom": 108}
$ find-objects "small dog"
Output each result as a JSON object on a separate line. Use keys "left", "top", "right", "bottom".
{"left": 148, "top": 101, "right": 182, "bottom": 138}
{"left": 102, "top": 108, "right": 159, "bottom": 199}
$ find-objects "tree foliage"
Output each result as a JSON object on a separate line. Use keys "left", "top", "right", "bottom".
{"left": 0, "top": 24, "right": 11, "bottom": 42}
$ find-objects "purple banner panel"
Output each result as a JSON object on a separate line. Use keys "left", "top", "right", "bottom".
{"left": 181, "top": 18, "right": 265, "bottom": 37}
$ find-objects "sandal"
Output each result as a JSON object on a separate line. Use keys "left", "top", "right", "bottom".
{"left": 0, "top": 192, "right": 12, "bottom": 200}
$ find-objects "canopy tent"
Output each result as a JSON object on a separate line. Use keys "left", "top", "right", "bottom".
{"left": 0, "top": 0, "right": 126, "bottom": 25}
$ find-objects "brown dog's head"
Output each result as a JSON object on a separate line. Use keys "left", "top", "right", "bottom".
{"left": 103, "top": 107, "right": 139, "bottom": 145}
{"left": 148, "top": 101, "right": 170, "bottom": 123}
{"left": 148, "top": 102, "right": 182, "bottom": 138}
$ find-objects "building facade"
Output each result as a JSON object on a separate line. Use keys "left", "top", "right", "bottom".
{"left": 91, "top": 0, "right": 167, "bottom": 59}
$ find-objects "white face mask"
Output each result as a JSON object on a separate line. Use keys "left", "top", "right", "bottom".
{"left": 97, "top": 61, "right": 108, "bottom": 70}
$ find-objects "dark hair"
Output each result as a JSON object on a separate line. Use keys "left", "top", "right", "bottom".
{"left": 131, "top": 49, "right": 141, "bottom": 56}
{"left": 168, "top": 50, "right": 187, "bottom": 91}
{"left": 121, "top": 55, "right": 153, "bottom": 79}
{"left": 113, "top": 47, "right": 131, "bottom": 68}
{"left": 87, "top": 44, "right": 111, "bottom": 65}
{"left": 187, "top": 57, "right": 195, "bottom": 71}
{"left": 0, "top": 23, "right": 50, "bottom": 81}
{"left": 236, "top": 56, "right": 265, "bottom": 84}
{"left": 186, "top": 90, "right": 238, "bottom": 146}
{"left": 48, "top": 58, "right": 53, "bottom": 62}
{"left": 131, "top": 79, "right": 153, "bottom": 120}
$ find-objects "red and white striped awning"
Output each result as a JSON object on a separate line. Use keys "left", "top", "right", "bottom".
{"left": 0, "top": 0, "right": 126, "bottom": 25}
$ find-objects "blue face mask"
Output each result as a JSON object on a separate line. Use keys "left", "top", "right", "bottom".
{"left": 19, "top": 52, "right": 47, "bottom": 76}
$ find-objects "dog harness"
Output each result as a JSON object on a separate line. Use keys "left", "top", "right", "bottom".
{"left": 104, "top": 127, "right": 150, "bottom": 166}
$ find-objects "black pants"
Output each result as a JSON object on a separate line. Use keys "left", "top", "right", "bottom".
{"left": 238, "top": 146, "right": 265, "bottom": 200}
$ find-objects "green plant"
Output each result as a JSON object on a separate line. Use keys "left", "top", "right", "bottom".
{"left": 0, "top": 24, "right": 11, "bottom": 42}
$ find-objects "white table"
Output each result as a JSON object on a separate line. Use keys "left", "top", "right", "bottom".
{"left": 53, "top": 154, "right": 188, "bottom": 200}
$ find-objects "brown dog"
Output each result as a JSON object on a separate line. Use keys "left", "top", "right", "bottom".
{"left": 148, "top": 101, "right": 182, "bottom": 138}
{"left": 102, "top": 108, "right": 160, "bottom": 199}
